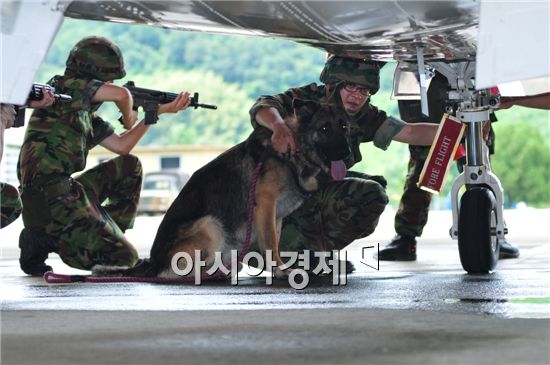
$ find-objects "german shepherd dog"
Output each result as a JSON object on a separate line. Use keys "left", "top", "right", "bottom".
{"left": 94, "top": 100, "right": 351, "bottom": 279}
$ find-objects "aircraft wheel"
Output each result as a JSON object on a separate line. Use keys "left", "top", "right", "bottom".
{"left": 458, "top": 187, "right": 499, "bottom": 274}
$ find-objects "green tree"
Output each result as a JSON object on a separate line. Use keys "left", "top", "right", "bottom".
{"left": 492, "top": 122, "right": 550, "bottom": 207}
{"left": 37, "top": 19, "right": 326, "bottom": 99}
{"left": 97, "top": 70, "right": 254, "bottom": 145}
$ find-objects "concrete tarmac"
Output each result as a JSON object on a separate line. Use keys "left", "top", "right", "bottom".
{"left": 1, "top": 208, "right": 549, "bottom": 365}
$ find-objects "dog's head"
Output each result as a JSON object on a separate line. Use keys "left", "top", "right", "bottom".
{"left": 287, "top": 99, "right": 352, "bottom": 187}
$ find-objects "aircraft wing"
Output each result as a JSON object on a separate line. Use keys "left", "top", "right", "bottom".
{"left": 62, "top": 1, "right": 480, "bottom": 62}
{"left": 2, "top": 1, "right": 549, "bottom": 104}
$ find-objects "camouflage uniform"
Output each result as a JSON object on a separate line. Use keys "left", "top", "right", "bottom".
{"left": 393, "top": 99, "right": 434, "bottom": 238}
{"left": 17, "top": 37, "right": 141, "bottom": 270}
{"left": 1, "top": 104, "right": 23, "bottom": 228}
{"left": 250, "top": 58, "right": 405, "bottom": 252}
{"left": 0, "top": 182, "right": 22, "bottom": 228}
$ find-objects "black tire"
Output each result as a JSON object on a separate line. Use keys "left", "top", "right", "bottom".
{"left": 458, "top": 187, "right": 500, "bottom": 273}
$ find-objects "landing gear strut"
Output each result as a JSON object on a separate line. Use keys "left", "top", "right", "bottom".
{"left": 431, "top": 62, "right": 507, "bottom": 273}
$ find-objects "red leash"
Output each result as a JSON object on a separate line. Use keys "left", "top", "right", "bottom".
{"left": 44, "top": 161, "right": 264, "bottom": 284}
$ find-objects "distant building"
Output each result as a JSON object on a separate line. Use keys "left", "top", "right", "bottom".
{"left": 1, "top": 143, "right": 230, "bottom": 186}
{"left": 89, "top": 145, "right": 230, "bottom": 176}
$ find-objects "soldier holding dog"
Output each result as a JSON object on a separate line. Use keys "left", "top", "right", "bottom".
{"left": 250, "top": 56, "right": 440, "bottom": 270}
{"left": 17, "top": 36, "right": 191, "bottom": 276}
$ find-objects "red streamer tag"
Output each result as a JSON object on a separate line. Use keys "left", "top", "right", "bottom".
{"left": 418, "top": 114, "right": 465, "bottom": 194}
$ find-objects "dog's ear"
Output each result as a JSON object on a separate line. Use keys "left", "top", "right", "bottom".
{"left": 292, "top": 99, "right": 320, "bottom": 124}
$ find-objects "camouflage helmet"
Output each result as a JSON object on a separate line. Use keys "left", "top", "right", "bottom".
{"left": 65, "top": 36, "right": 126, "bottom": 81}
{"left": 320, "top": 56, "right": 381, "bottom": 94}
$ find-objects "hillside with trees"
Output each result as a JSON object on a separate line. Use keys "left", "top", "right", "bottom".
{"left": 35, "top": 19, "right": 549, "bottom": 207}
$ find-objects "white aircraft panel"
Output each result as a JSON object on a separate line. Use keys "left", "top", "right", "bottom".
{"left": 1, "top": 0, "right": 65, "bottom": 104}
{"left": 498, "top": 76, "right": 550, "bottom": 96}
{"left": 477, "top": 1, "right": 550, "bottom": 89}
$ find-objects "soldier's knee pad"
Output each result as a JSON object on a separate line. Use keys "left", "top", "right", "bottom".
{"left": 119, "top": 154, "right": 142, "bottom": 174}
{"left": 356, "top": 179, "right": 389, "bottom": 206}
{"left": 123, "top": 153, "right": 140, "bottom": 165}
{"left": 327, "top": 179, "right": 388, "bottom": 240}
{"left": 330, "top": 178, "right": 389, "bottom": 212}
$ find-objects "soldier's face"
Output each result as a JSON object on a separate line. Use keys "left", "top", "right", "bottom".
{"left": 339, "top": 85, "right": 369, "bottom": 115}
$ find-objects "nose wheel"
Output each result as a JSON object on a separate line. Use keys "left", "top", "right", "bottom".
{"left": 457, "top": 187, "right": 499, "bottom": 273}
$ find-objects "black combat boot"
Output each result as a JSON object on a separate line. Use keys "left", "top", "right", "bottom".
{"left": 19, "top": 228, "right": 57, "bottom": 276}
{"left": 499, "top": 239, "right": 520, "bottom": 259}
{"left": 376, "top": 235, "right": 417, "bottom": 261}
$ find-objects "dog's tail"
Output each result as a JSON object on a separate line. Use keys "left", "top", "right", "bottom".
{"left": 92, "top": 259, "right": 157, "bottom": 277}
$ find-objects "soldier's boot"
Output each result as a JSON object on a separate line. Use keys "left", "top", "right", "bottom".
{"left": 19, "top": 228, "right": 57, "bottom": 276}
{"left": 499, "top": 239, "right": 520, "bottom": 259}
{"left": 376, "top": 235, "right": 417, "bottom": 261}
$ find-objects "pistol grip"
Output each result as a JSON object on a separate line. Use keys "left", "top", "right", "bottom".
{"left": 13, "top": 106, "right": 26, "bottom": 128}
{"left": 144, "top": 102, "right": 159, "bottom": 125}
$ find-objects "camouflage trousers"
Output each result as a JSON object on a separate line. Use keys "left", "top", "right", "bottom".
{"left": 394, "top": 145, "right": 432, "bottom": 238}
{"left": 0, "top": 182, "right": 22, "bottom": 228}
{"left": 27, "top": 155, "right": 142, "bottom": 270}
{"left": 279, "top": 171, "right": 389, "bottom": 252}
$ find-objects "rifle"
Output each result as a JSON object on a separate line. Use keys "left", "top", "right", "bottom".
{"left": 123, "top": 81, "right": 217, "bottom": 125}
{"left": 13, "top": 83, "right": 72, "bottom": 128}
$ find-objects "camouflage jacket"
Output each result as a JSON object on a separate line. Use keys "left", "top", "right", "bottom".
{"left": 17, "top": 76, "right": 115, "bottom": 185}
{"left": 249, "top": 83, "right": 405, "bottom": 168}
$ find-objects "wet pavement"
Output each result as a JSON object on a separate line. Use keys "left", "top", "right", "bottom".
{"left": 1, "top": 209, "right": 550, "bottom": 364}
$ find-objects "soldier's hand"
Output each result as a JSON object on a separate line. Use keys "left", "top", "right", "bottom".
{"left": 29, "top": 87, "right": 55, "bottom": 108}
{"left": 1, "top": 104, "right": 17, "bottom": 129}
{"left": 159, "top": 92, "right": 191, "bottom": 115}
{"left": 271, "top": 122, "right": 297, "bottom": 155}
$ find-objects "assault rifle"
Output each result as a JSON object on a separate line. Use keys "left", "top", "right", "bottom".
{"left": 13, "top": 83, "right": 72, "bottom": 127}
{"left": 123, "top": 81, "right": 217, "bottom": 125}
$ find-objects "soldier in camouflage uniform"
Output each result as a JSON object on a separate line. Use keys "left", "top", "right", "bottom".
{"left": 1, "top": 104, "right": 22, "bottom": 228}
{"left": 1, "top": 94, "right": 54, "bottom": 228}
{"left": 249, "top": 56, "right": 440, "bottom": 271}
{"left": 17, "top": 36, "right": 191, "bottom": 276}
{"left": 378, "top": 72, "right": 520, "bottom": 261}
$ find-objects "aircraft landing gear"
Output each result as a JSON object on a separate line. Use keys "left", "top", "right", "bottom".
{"left": 449, "top": 109, "right": 507, "bottom": 274}
{"left": 407, "top": 60, "right": 509, "bottom": 273}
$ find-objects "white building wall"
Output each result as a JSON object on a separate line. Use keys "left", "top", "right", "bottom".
{"left": 1, "top": 142, "right": 230, "bottom": 186}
